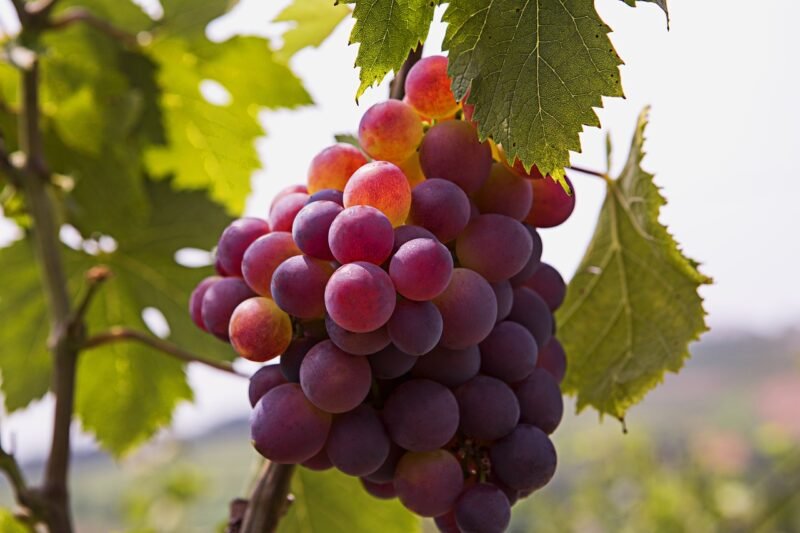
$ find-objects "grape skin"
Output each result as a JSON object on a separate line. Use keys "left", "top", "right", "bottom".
{"left": 229, "top": 297, "right": 293, "bottom": 362}
{"left": 489, "top": 424, "right": 557, "bottom": 491}
{"left": 490, "top": 280, "right": 513, "bottom": 324}
{"left": 456, "top": 214, "right": 533, "bottom": 282}
{"left": 509, "top": 225, "right": 543, "bottom": 287}
{"left": 383, "top": 379, "right": 459, "bottom": 452}
{"left": 270, "top": 255, "right": 334, "bottom": 319}
{"left": 514, "top": 368, "right": 564, "bottom": 434}
{"left": 292, "top": 200, "right": 342, "bottom": 261}
{"left": 525, "top": 176, "right": 576, "bottom": 228}
{"left": 456, "top": 375, "right": 520, "bottom": 441}
{"left": 508, "top": 287, "right": 554, "bottom": 348}
{"left": 419, "top": 121, "right": 492, "bottom": 194}
{"left": 279, "top": 336, "right": 317, "bottom": 383}
{"left": 394, "top": 450, "right": 465, "bottom": 517}
{"left": 326, "top": 404, "right": 391, "bottom": 476}
{"left": 248, "top": 364, "right": 287, "bottom": 407}
{"left": 411, "top": 344, "right": 480, "bottom": 388}
{"left": 299, "top": 340, "right": 372, "bottom": 414}
{"left": 343, "top": 161, "right": 412, "bottom": 227}
{"left": 404, "top": 55, "right": 459, "bottom": 119}
{"left": 407, "top": 178, "right": 470, "bottom": 243}
{"left": 368, "top": 344, "right": 418, "bottom": 380}
{"left": 329, "top": 205, "right": 394, "bottom": 265}
{"left": 358, "top": 100, "right": 423, "bottom": 164}
{"left": 434, "top": 268, "right": 498, "bottom": 349}
{"left": 269, "top": 192, "right": 310, "bottom": 232}
{"left": 393, "top": 224, "right": 436, "bottom": 253}
{"left": 387, "top": 299, "right": 443, "bottom": 356}
{"left": 479, "top": 321, "right": 538, "bottom": 384}
{"left": 251, "top": 383, "right": 331, "bottom": 464}
{"left": 536, "top": 337, "right": 567, "bottom": 383}
{"left": 324, "top": 262, "right": 396, "bottom": 333}
{"left": 325, "top": 314, "right": 391, "bottom": 356}
{"left": 241, "top": 232, "right": 300, "bottom": 297}
{"left": 307, "top": 143, "right": 367, "bottom": 193}
{"left": 360, "top": 478, "right": 397, "bottom": 500}
{"left": 474, "top": 163, "right": 533, "bottom": 221}
{"left": 216, "top": 218, "right": 270, "bottom": 277}
{"left": 389, "top": 237, "right": 453, "bottom": 301}
{"left": 455, "top": 483, "right": 512, "bottom": 533}
{"left": 189, "top": 276, "right": 221, "bottom": 332}
{"left": 200, "top": 277, "right": 256, "bottom": 341}
{"left": 523, "top": 262, "right": 567, "bottom": 311}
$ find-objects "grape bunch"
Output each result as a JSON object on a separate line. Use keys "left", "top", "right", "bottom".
{"left": 189, "top": 55, "right": 574, "bottom": 533}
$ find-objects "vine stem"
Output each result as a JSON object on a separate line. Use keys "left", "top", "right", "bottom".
{"left": 83, "top": 327, "right": 246, "bottom": 377}
{"left": 240, "top": 463, "right": 296, "bottom": 533}
{"left": 389, "top": 45, "right": 422, "bottom": 100}
{"left": 567, "top": 165, "right": 611, "bottom": 182}
{"left": 19, "top": 58, "right": 76, "bottom": 532}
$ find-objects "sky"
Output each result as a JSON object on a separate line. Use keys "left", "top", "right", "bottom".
{"left": 1, "top": 0, "right": 799, "bottom": 462}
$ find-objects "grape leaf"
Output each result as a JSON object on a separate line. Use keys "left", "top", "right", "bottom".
{"left": 274, "top": 0, "right": 351, "bottom": 62}
{"left": 442, "top": 0, "right": 624, "bottom": 186}
{"left": 0, "top": 509, "right": 29, "bottom": 533}
{"left": 159, "top": 0, "right": 233, "bottom": 40}
{"left": 277, "top": 468, "right": 420, "bottom": 533}
{"left": 556, "top": 108, "right": 711, "bottom": 420}
{"left": 145, "top": 36, "right": 311, "bottom": 214}
{"left": 620, "top": 0, "right": 669, "bottom": 27}
{"left": 72, "top": 179, "right": 235, "bottom": 455}
{"left": 350, "top": 0, "right": 435, "bottom": 98}
{"left": 0, "top": 241, "right": 52, "bottom": 413}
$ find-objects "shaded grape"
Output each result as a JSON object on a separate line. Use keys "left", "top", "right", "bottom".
{"left": 454, "top": 483, "right": 511, "bottom": 533}
{"left": 229, "top": 297, "right": 293, "bottom": 362}
{"left": 248, "top": 364, "right": 287, "bottom": 407}
{"left": 434, "top": 511, "right": 461, "bottom": 533}
{"left": 216, "top": 218, "right": 270, "bottom": 277}
{"left": 419, "top": 121, "right": 492, "bottom": 194}
{"left": 479, "top": 321, "right": 538, "bottom": 383}
{"left": 397, "top": 151, "right": 426, "bottom": 188}
{"left": 509, "top": 225, "right": 543, "bottom": 286}
{"left": 326, "top": 314, "right": 391, "bottom": 356}
{"left": 434, "top": 268, "right": 497, "bottom": 349}
{"left": 364, "top": 442, "right": 404, "bottom": 484}
{"left": 189, "top": 276, "right": 221, "bottom": 332}
{"left": 508, "top": 287, "right": 553, "bottom": 348}
{"left": 241, "top": 232, "right": 300, "bottom": 297}
{"left": 523, "top": 262, "right": 566, "bottom": 311}
{"left": 307, "top": 188, "right": 344, "bottom": 206}
{"left": 292, "top": 200, "right": 342, "bottom": 260}
{"left": 525, "top": 176, "right": 576, "bottom": 228}
{"left": 368, "top": 344, "right": 418, "bottom": 380}
{"left": 393, "top": 224, "right": 436, "bottom": 253}
{"left": 407, "top": 178, "right": 470, "bottom": 243}
{"left": 307, "top": 143, "right": 368, "bottom": 193}
{"left": 536, "top": 337, "right": 567, "bottom": 383}
{"left": 514, "top": 368, "right": 563, "bottom": 434}
{"left": 326, "top": 404, "right": 391, "bottom": 476}
{"left": 251, "top": 383, "right": 331, "bottom": 463}
{"left": 271, "top": 255, "right": 334, "bottom": 319}
{"left": 302, "top": 449, "right": 333, "bottom": 471}
{"left": 270, "top": 184, "right": 308, "bottom": 213}
{"left": 325, "top": 262, "right": 396, "bottom": 333}
{"left": 201, "top": 277, "right": 256, "bottom": 341}
{"left": 383, "top": 379, "right": 459, "bottom": 451}
{"left": 394, "top": 450, "right": 464, "bottom": 517}
{"left": 474, "top": 163, "right": 533, "bottom": 221}
{"left": 280, "top": 337, "right": 318, "bottom": 383}
{"left": 456, "top": 375, "right": 520, "bottom": 441}
{"left": 361, "top": 479, "right": 396, "bottom": 499}
{"left": 489, "top": 424, "right": 557, "bottom": 491}
{"left": 269, "top": 192, "right": 310, "bottom": 232}
{"left": 300, "top": 340, "right": 372, "bottom": 413}
{"left": 456, "top": 214, "right": 532, "bottom": 282}
{"left": 411, "top": 345, "right": 480, "bottom": 387}
{"left": 388, "top": 299, "right": 443, "bottom": 356}
{"left": 491, "top": 280, "right": 513, "bottom": 324}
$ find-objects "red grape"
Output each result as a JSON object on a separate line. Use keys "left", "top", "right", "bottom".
{"left": 324, "top": 262, "right": 396, "bottom": 333}
{"left": 525, "top": 176, "right": 575, "bottom": 228}
{"left": 189, "top": 276, "right": 221, "bottom": 332}
{"left": 456, "top": 214, "right": 533, "bottom": 282}
{"left": 269, "top": 192, "right": 310, "bottom": 232}
{"left": 307, "top": 143, "right": 368, "bottom": 193}
{"left": 389, "top": 237, "right": 453, "bottom": 301}
{"left": 299, "top": 340, "right": 372, "bottom": 413}
{"left": 383, "top": 379, "right": 459, "bottom": 452}
{"left": 329, "top": 205, "right": 394, "bottom": 265}
{"left": 387, "top": 299, "right": 443, "bottom": 356}
{"left": 358, "top": 100, "right": 423, "bottom": 163}
{"left": 475, "top": 163, "right": 533, "bottom": 221}
{"left": 241, "top": 232, "right": 300, "bottom": 297}
{"left": 216, "top": 218, "right": 270, "bottom": 277}
{"left": 344, "top": 161, "right": 412, "bottom": 227}
{"left": 404, "top": 55, "right": 459, "bottom": 119}
{"left": 229, "top": 297, "right": 293, "bottom": 362}
{"left": 201, "top": 277, "right": 256, "bottom": 341}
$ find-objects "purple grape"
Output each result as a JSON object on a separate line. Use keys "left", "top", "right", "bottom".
{"left": 491, "top": 280, "right": 513, "bottom": 324}
{"left": 489, "top": 424, "right": 557, "bottom": 491}
{"left": 307, "top": 188, "right": 344, "bottom": 206}
{"left": 326, "top": 404, "right": 391, "bottom": 476}
{"left": 269, "top": 192, "right": 310, "bottom": 232}
{"left": 387, "top": 299, "right": 443, "bottom": 355}
{"left": 523, "top": 262, "right": 566, "bottom": 311}
{"left": 325, "top": 315, "right": 391, "bottom": 356}
{"left": 390, "top": 238, "right": 453, "bottom": 301}
{"left": 271, "top": 255, "right": 334, "bottom": 319}
{"left": 279, "top": 337, "right": 317, "bottom": 382}
{"left": 360, "top": 478, "right": 396, "bottom": 500}
{"left": 299, "top": 340, "right": 372, "bottom": 413}
{"left": 216, "top": 218, "right": 270, "bottom": 277}
{"left": 394, "top": 450, "right": 464, "bottom": 517}
{"left": 364, "top": 442, "right": 404, "bottom": 483}
{"left": 407, "top": 178, "right": 470, "bottom": 242}
{"left": 434, "top": 268, "right": 497, "bottom": 349}
{"left": 325, "top": 262, "right": 396, "bottom": 333}
{"left": 508, "top": 287, "right": 553, "bottom": 348}
{"left": 536, "top": 337, "right": 567, "bottom": 384}
{"left": 479, "top": 321, "right": 538, "bottom": 384}
{"left": 292, "top": 200, "right": 342, "bottom": 260}
{"left": 248, "top": 364, "right": 287, "bottom": 407}
{"left": 189, "top": 276, "right": 221, "bottom": 332}
{"left": 393, "top": 224, "right": 436, "bottom": 253}
{"left": 383, "top": 379, "right": 459, "bottom": 451}
{"left": 474, "top": 162, "right": 533, "bottom": 221}
{"left": 456, "top": 375, "right": 520, "bottom": 441}
{"left": 329, "top": 205, "right": 394, "bottom": 265}
{"left": 201, "top": 277, "right": 256, "bottom": 341}
{"left": 419, "top": 121, "right": 492, "bottom": 194}
{"left": 456, "top": 214, "right": 533, "bottom": 282}
{"left": 251, "top": 383, "right": 331, "bottom": 463}
{"left": 368, "top": 344, "right": 418, "bottom": 379}
{"left": 411, "top": 345, "right": 480, "bottom": 388}
{"left": 434, "top": 511, "right": 460, "bottom": 533}
{"left": 515, "top": 368, "right": 563, "bottom": 434}
{"left": 241, "top": 232, "right": 300, "bottom": 297}
{"left": 509, "top": 225, "right": 543, "bottom": 286}
{"left": 302, "top": 449, "right": 333, "bottom": 471}
{"left": 454, "top": 483, "right": 511, "bottom": 533}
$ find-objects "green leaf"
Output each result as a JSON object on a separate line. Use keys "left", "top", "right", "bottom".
{"left": 159, "top": 0, "right": 234, "bottom": 40}
{"left": 556, "top": 108, "right": 711, "bottom": 420}
{"left": 0, "top": 240, "right": 52, "bottom": 413}
{"left": 73, "top": 179, "right": 235, "bottom": 455}
{"left": 620, "top": 0, "right": 669, "bottom": 27}
{"left": 278, "top": 468, "right": 420, "bottom": 533}
{"left": 350, "top": 0, "right": 435, "bottom": 98}
{"left": 333, "top": 132, "right": 361, "bottom": 148}
{"left": 443, "top": 0, "right": 624, "bottom": 185}
{"left": 0, "top": 509, "right": 30, "bottom": 533}
{"left": 145, "top": 36, "right": 310, "bottom": 214}
{"left": 52, "top": 0, "right": 154, "bottom": 33}
{"left": 274, "top": 0, "right": 351, "bottom": 62}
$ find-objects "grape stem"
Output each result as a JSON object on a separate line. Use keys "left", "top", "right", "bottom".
{"left": 47, "top": 7, "right": 139, "bottom": 46}
{"left": 389, "top": 45, "right": 423, "bottom": 100}
{"left": 83, "top": 326, "right": 247, "bottom": 377}
{"left": 567, "top": 165, "right": 611, "bottom": 182}
{"left": 240, "top": 462, "right": 296, "bottom": 533}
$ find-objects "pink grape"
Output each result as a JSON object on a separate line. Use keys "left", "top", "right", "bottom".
{"left": 216, "top": 218, "right": 270, "bottom": 277}
{"left": 404, "top": 55, "right": 459, "bottom": 119}
{"left": 269, "top": 192, "right": 310, "bottom": 232}
{"left": 279, "top": 336, "right": 318, "bottom": 383}
{"left": 433, "top": 268, "right": 497, "bottom": 349}
{"left": 456, "top": 214, "right": 533, "bottom": 282}
{"left": 324, "top": 262, "right": 396, "bottom": 333}
{"left": 270, "top": 184, "right": 307, "bottom": 213}
{"left": 229, "top": 297, "right": 293, "bottom": 362}
{"left": 270, "top": 255, "right": 334, "bottom": 319}
{"left": 189, "top": 276, "right": 221, "bottom": 332}
{"left": 248, "top": 364, "right": 287, "bottom": 408}
{"left": 358, "top": 100, "right": 423, "bottom": 164}
{"left": 241, "top": 232, "right": 300, "bottom": 297}
{"left": 525, "top": 176, "right": 576, "bottom": 228}
{"left": 343, "top": 161, "right": 412, "bottom": 227}
{"left": 307, "top": 143, "right": 368, "bottom": 193}
{"left": 393, "top": 224, "right": 436, "bottom": 253}
{"left": 389, "top": 237, "right": 453, "bottom": 301}
{"left": 307, "top": 188, "right": 344, "bottom": 206}
{"left": 329, "top": 205, "right": 394, "bottom": 265}
{"left": 419, "top": 121, "right": 492, "bottom": 194}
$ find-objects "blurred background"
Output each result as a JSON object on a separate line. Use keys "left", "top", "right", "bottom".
{"left": 2, "top": 0, "right": 799, "bottom": 531}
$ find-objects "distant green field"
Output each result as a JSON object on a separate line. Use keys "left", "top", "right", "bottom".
{"left": 3, "top": 331, "right": 800, "bottom": 532}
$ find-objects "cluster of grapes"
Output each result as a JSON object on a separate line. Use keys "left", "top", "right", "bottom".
{"left": 188, "top": 55, "right": 575, "bottom": 533}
